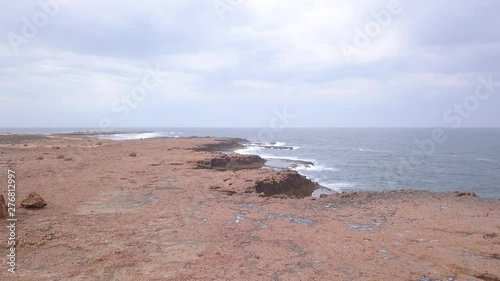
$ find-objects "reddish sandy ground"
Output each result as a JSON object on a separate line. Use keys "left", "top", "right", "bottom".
{"left": 0, "top": 136, "right": 499, "bottom": 281}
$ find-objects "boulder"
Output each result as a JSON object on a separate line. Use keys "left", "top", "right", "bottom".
{"left": 0, "top": 195, "right": 8, "bottom": 218}
{"left": 254, "top": 170, "right": 318, "bottom": 197}
{"left": 21, "top": 192, "right": 47, "bottom": 209}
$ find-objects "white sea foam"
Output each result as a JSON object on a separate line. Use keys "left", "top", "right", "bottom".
{"left": 239, "top": 141, "right": 341, "bottom": 189}
{"left": 238, "top": 142, "right": 335, "bottom": 172}
{"left": 347, "top": 147, "right": 392, "bottom": 153}
{"left": 319, "top": 181, "right": 356, "bottom": 191}
{"left": 234, "top": 146, "right": 264, "bottom": 155}
{"left": 98, "top": 132, "right": 178, "bottom": 140}
{"left": 245, "top": 141, "right": 300, "bottom": 150}
{"left": 476, "top": 157, "right": 499, "bottom": 163}
{"left": 294, "top": 164, "right": 339, "bottom": 172}
{"left": 269, "top": 141, "right": 286, "bottom": 147}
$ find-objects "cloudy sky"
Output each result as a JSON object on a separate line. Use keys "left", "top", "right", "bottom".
{"left": 1, "top": 0, "right": 499, "bottom": 128}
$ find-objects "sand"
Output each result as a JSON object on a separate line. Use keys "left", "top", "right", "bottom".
{"left": 0, "top": 135, "right": 498, "bottom": 280}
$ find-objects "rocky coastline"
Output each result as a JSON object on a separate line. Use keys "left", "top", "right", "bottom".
{"left": 0, "top": 135, "right": 498, "bottom": 280}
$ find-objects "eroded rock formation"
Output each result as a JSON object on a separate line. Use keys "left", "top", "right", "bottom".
{"left": 21, "top": 192, "right": 47, "bottom": 209}
{"left": 196, "top": 153, "right": 266, "bottom": 170}
{"left": 192, "top": 138, "right": 246, "bottom": 152}
{"left": 253, "top": 169, "right": 318, "bottom": 197}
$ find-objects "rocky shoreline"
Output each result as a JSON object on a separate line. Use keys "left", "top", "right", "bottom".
{"left": 0, "top": 135, "right": 498, "bottom": 280}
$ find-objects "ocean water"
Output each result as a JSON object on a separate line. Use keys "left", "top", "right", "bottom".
{"left": 2, "top": 128, "right": 499, "bottom": 198}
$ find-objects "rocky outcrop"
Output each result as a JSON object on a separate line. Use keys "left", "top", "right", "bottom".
{"left": 21, "top": 192, "right": 47, "bottom": 209}
{"left": 196, "top": 153, "right": 266, "bottom": 170}
{"left": 227, "top": 153, "right": 266, "bottom": 168}
{"left": 193, "top": 138, "right": 246, "bottom": 152}
{"left": 0, "top": 195, "right": 8, "bottom": 218}
{"left": 253, "top": 170, "right": 319, "bottom": 197}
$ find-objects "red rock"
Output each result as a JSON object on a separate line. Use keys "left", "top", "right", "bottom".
{"left": 21, "top": 192, "right": 47, "bottom": 209}
{"left": 254, "top": 169, "right": 318, "bottom": 197}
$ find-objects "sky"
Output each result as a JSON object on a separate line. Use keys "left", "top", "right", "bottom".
{"left": 1, "top": 0, "right": 499, "bottom": 128}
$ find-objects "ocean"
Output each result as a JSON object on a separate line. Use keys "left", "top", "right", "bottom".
{"left": 2, "top": 128, "right": 499, "bottom": 198}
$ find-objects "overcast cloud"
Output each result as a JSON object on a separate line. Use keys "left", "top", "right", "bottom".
{"left": 1, "top": 0, "right": 499, "bottom": 127}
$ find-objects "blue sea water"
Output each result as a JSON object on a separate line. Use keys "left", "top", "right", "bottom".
{"left": 2, "top": 128, "right": 499, "bottom": 198}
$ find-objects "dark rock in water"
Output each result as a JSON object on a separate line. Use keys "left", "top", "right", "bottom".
{"left": 0, "top": 195, "right": 8, "bottom": 218}
{"left": 254, "top": 170, "right": 318, "bottom": 198}
{"left": 21, "top": 192, "right": 47, "bottom": 209}
{"left": 195, "top": 153, "right": 266, "bottom": 170}
{"left": 285, "top": 159, "right": 314, "bottom": 168}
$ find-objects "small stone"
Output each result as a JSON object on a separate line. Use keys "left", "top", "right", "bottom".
{"left": 129, "top": 152, "right": 137, "bottom": 157}
{"left": 21, "top": 192, "right": 47, "bottom": 209}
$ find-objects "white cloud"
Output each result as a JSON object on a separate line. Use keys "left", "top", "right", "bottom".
{"left": 1, "top": 0, "right": 499, "bottom": 126}
{"left": 232, "top": 79, "right": 280, "bottom": 89}
{"left": 160, "top": 49, "right": 240, "bottom": 72}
